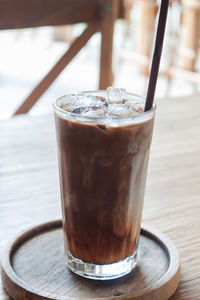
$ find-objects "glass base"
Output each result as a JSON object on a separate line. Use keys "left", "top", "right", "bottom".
{"left": 66, "top": 251, "right": 137, "bottom": 280}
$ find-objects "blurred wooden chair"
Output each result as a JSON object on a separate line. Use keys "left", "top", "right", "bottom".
{"left": 167, "top": 0, "right": 200, "bottom": 85}
{"left": 178, "top": 0, "right": 200, "bottom": 71}
{"left": 0, "top": 0, "right": 128, "bottom": 116}
{"left": 119, "top": 0, "right": 159, "bottom": 76}
{"left": 131, "top": 0, "right": 200, "bottom": 86}
{"left": 138, "top": 0, "right": 158, "bottom": 75}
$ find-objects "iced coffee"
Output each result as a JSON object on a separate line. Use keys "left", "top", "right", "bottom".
{"left": 53, "top": 88, "right": 155, "bottom": 280}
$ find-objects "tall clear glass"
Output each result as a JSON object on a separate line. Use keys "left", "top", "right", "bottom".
{"left": 53, "top": 91, "right": 156, "bottom": 280}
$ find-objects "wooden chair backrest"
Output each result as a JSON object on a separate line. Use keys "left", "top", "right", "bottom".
{"left": 0, "top": 0, "right": 98, "bottom": 30}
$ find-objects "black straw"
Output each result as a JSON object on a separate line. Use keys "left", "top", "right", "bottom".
{"left": 145, "top": 0, "right": 170, "bottom": 111}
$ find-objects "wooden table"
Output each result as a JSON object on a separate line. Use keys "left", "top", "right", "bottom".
{"left": 1, "top": 94, "right": 200, "bottom": 299}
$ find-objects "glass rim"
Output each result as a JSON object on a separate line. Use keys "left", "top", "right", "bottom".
{"left": 53, "top": 90, "right": 156, "bottom": 124}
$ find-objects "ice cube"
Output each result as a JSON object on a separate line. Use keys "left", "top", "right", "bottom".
{"left": 60, "top": 93, "right": 98, "bottom": 113}
{"left": 95, "top": 108, "right": 106, "bottom": 116}
{"left": 95, "top": 99, "right": 106, "bottom": 108}
{"left": 72, "top": 107, "right": 87, "bottom": 114}
{"left": 59, "top": 94, "right": 80, "bottom": 112}
{"left": 75, "top": 93, "right": 97, "bottom": 107}
{"left": 95, "top": 96, "right": 108, "bottom": 107}
{"left": 125, "top": 100, "right": 144, "bottom": 112}
{"left": 59, "top": 95, "right": 76, "bottom": 111}
{"left": 106, "top": 87, "right": 127, "bottom": 104}
{"left": 108, "top": 103, "right": 133, "bottom": 116}
{"left": 82, "top": 106, "right": 106, "bottom": 117}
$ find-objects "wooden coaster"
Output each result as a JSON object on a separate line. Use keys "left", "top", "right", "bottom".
{"left": 1, "top": 220, "right": 180, "bottom": 300}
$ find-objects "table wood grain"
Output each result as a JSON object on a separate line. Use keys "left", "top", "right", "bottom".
{"left": 1, "top": 94, "right": 200, "bottom": 299}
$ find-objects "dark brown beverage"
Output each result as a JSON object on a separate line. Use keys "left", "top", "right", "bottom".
{"left": 53, "top": 89, "right": 155, "bottom": 279}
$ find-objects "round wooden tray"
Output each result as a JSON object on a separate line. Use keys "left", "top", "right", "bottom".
{"left": 1, "top": 220, "right": 180, "bottom": 300}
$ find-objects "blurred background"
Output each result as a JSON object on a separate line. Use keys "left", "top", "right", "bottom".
{"left": 0, "top": 0, "right": 200, "bottom": 120}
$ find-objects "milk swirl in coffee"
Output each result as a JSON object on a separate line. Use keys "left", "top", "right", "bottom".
{"left": 54, "top": 88, "right": 155, "bottom": 265}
